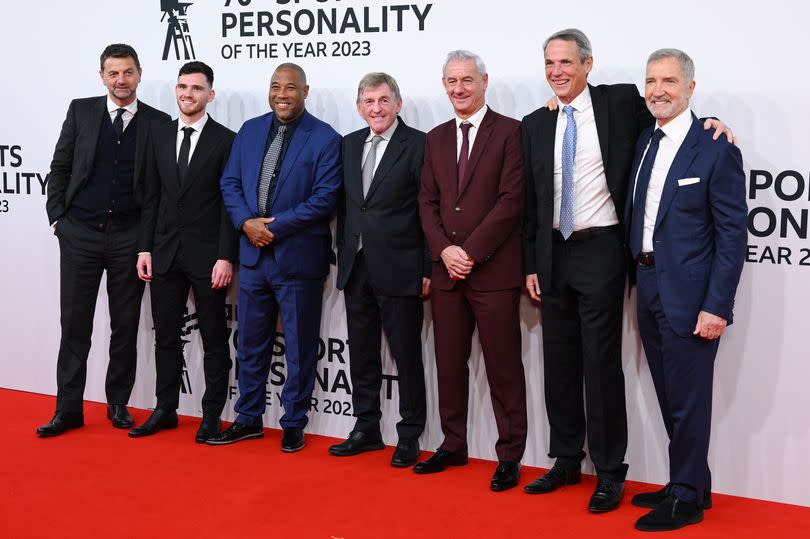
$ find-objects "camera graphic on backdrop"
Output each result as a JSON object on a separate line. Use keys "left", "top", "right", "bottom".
{"left": 161, "top": 0, "right": 196, "bottom": 60}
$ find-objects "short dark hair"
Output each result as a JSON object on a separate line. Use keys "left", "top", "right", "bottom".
{"left": 178, "top": 61, "right": 214, "bottom": 86}
{"left": 274, "top": 62, "right": 307, "bottom": 85}
{"left": 99, "top": 43, "right": 141, "bottom": 71}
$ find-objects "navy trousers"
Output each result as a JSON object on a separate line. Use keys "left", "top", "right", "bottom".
{"left": 636, "top": 264, "right": 719, "bottom": 503}
{"left": 234, "top": 250, "right": 324, "bottom": 429}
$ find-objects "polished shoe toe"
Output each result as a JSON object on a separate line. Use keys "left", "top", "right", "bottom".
{"left": 282, "top": 427, "right": 305, "bottom": 452}
{"left": 107, "top": 404, "right": 134, "bottom": 429}
{"left": 36, "top": 413, "right": 84, "bottom": 437}
{"left": 195, "top": 415, "right": 222, "bottom": 444}
{"left": 588, "top": 478, "right": 624, "bottom": 512}
{"left": 524, "top": 464, "right": 581, "bottom": 494}
{"left": 328, "top": 431, "right": 384, "bottom": 456}
{"left": 391, "top": 439, "right": 419, "bottom": 468}
{"left": 635, "top": 494, "right": 704, "bottom": 532}
{"left": 490, "top": 461, "right": 521, "bottom": 492}
{"left": 413, "top": 449, "right": 468, "bottom": 474}
{"left": 206, "top": 422, "right": 264, "bottom": 445}
{"left": 128, "top": 408, "right": 178, "bottom": 438}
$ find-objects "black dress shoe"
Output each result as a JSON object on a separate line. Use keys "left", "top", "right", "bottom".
{"left": 491, "top": 461, "right": 521, "bottom": 492}
{"left": 206, "top": 422, "right": 263, "bottom": 445}
{"left": 524, "top": 464, "right": 581, "bottom": 494}
{"left": 413, "top": 449, "right": 468, "bottom": 474}
{"left": 632, "top": 484, "right": 713, "bottom": 509}
{"left": 282, "top": 427, "right": 305, "bottom": 452}
{"left": 107, "top": 404, "right": 133, "bottom": 429}
{"left": 195, "top": 414, "right": 222, "bottom": 444}
{"left": 588, "top": 478, "right": 624, "bottom": 512}
{"left": 36, "top": 413, "right": 84, "bottom": 437}
{"left": 128, "top": 408, "right": 178, "bottom": 438}
{"left": 391, "top": 439, "right": 419, "bottom": 468}
{"left": 328, "top": 430, "right": 384, "bottom": 456}
{"left": 635, "top": 494, "right": 704, "bottom": 532}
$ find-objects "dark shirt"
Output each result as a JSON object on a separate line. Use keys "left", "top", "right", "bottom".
{"left": 259, "top": 112, "right": 302, "bottom": 215}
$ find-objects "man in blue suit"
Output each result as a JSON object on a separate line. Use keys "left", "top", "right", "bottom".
{"left": 625, "top": 49, "right": 747, "bottom": 532}
{"left": 209, "top": 63, "right": 342, "bottom": 452}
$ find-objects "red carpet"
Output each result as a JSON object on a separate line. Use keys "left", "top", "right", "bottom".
{"left": 2, "top": 389, "right": 807, "bottom": 538}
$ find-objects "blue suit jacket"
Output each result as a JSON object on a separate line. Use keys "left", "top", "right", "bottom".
{"left": 220, "top": 109, "right": 342, "bottom": 278}
{"left": 625, "top": 113, "right": 747, "bottom": 337}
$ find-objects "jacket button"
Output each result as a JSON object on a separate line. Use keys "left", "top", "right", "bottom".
{"left": 454, "top": 206, "right": 461, "bottom": 212}
{"left": 451, "top": 231, "right": 456, "bottom": 236}
{"left": 177, "top": 202, "right": 183, "bottom": 209}
{"left": 361, "top": 206, "right": 367, "bottom": 211}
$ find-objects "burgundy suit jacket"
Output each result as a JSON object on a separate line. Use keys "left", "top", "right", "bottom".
{"left": 418, "top": 107, "right": 524, "bottom": 291}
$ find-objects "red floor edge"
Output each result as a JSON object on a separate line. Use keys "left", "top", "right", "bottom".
{"left": 2, "top": 388, "right": 807, "bottom": 538}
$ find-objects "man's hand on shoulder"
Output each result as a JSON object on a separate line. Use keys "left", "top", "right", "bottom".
{"left": 703, "top": 118, "right": 736, "bottom": 144}
{"left": 242, "top": 217, "right": 275, "bottom": 248}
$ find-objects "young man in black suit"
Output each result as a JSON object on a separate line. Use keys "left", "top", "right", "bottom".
{"left": 330, "top": 72, "right": 429, "bottom": 467}
{"left": 40, "top": 44, "right": 170, "bottom": 437}
{"left": 131, "top": 61, "right": 237, "bottom": 443}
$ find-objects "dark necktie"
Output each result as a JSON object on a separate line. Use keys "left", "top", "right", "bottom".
{"left": 177, "top": 126, "right": 194, "bottom": 185}
{"left": 457, "top": 121, "right": 472, "bottom": 190}
{"left": 258, "top": 125, "right": 287, "bottom": 216}
{"left": 629, "top": 128, "right": 666, "bottom": 258}
{"left": 112, "top": 108, "right": 126, "bottom": 138}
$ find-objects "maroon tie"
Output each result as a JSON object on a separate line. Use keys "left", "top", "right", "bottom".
{"left": 457, "top": 121, "right": 472, "bottom": 190}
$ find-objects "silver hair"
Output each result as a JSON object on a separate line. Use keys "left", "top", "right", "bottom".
{"left": 356, "top": 72, "right": 402, "bottom": 104}
{"left": 647, "top": 48, "right": 695, "bottom": 81}
{"left": 543, "top": 28, "right": 593, "bottom": 62}
{"left": 442, "top": 50, "right": 487, "bottom": 77}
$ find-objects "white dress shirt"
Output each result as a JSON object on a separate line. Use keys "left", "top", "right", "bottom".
{"left": 553, "top": 87, "right": 618, "bottom": 230}
{"left": 106, "top": 96, "right": 138, "bottom": 131}
{"left": 455, "top": 104, "right": 488, "bottom": 160}
{"left": 633, "top": 107, "right": 693, "bottom": 253}
{"left": 176, "top": 113, "right": 209, "bottom": 164}
{"left": 362, "top": 118, "right": 398, "bottom": 176}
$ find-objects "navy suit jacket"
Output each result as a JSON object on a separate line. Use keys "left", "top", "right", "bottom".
{"left": 625, "top": 113, "right": 747, "bottom": 337}
{"left": 220, "top": 109, "right": 342, "bottom": 279}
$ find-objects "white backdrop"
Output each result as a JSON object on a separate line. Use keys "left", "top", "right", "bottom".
{"left": 1, "top": 0, "right": 808, "bottom": 507}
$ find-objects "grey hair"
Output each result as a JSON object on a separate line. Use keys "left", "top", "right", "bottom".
{"left": 442, "top": 50, "right": 487, "bottom": 77}
{"left": 543, "top": 28, "right": 593, "bottom": 62}
{"left": 356, "top": 72, "right": 402, "bottom": 104}
{"left": 274, "top": 62, "right": 307, "bottom": 85}
{"left": 647, "top": 48, "right": 695, "bottom": 81}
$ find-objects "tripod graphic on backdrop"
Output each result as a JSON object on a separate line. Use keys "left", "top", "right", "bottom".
{"left": 161, "top": 0, "right": 196, "bottom": 61}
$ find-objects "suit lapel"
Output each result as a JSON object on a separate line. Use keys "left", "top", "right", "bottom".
{"left": 539, "top": 108, "right": 557, "bottom": 199}
{"left": 436, "top": 120, "right": 458, "bottom": 201}
{"left": 458, "top": 109, "right": 493, "bottom": 199}
{"left": 79, "top": 98, "right": 108, "bottom": 183}
{"left": 271, "top": 111, "right": 312, "bottom": 210}
{"left": 345, "top": 128, "right": 367, "bottom": 204}
{"left": 590, "top": 84, "right": 610, "bottom": 171}
{"left": 160, "top": 120, "right": 181, "bottom": 194}
{"left": 625, "top": 128, "right": 650, "bottom": 230}
{"left": 655, "top": 115, "right": 701, "bottom": 229}
{"left": 365, "top": 120, "right": 407, "bottom": 202}
{"left": 134, "top": 100, "right": 151, "bottom": 188}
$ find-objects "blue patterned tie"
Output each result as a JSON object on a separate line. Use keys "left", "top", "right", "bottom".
{"left": 629, "top": 128, "right": 666, "bottom": 258}
{"left": 559, "top": 105, "right": 576, "bottom": 239}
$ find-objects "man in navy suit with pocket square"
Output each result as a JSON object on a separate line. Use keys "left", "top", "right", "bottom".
{"left": 625, "top": 49, "right": 747, "bottom": 532}
{"left": 210, "top": 63, "right": 342, "bottom": 452}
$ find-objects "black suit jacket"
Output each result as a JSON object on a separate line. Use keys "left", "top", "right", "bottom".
{"left": 522, "top": 83, "right": 653, "bottom": 286}
{"left": 45, "top": 96, "right": 171, "bottom": 224}
{"left": 138, "top": 116, "right": 238, "bottom": 274}
{"left": 336, "top": 118, "right": 429, "bottom": 296}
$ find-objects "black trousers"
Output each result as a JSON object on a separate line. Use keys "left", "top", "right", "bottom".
{"left": 343, "top": 251, "right": 426, "bottom": 441}
{"left": 540, "top": 226, "right": 629, "bottom": 481}
{"left": 150, "top": 244, "right": 232, "bottom": 416}
{"left": 54, "top": 215, "right": 144, "bottom": 414}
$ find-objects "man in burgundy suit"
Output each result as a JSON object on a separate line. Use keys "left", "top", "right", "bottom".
{"left": 415, "top": 50, "right": 527, "bottom": 491}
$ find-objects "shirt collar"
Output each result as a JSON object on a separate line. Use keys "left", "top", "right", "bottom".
{"left": 106, "top": 95, "right": 138, "bottom": 116}
{"left": 455, "top": 104, "right": 488, "bottom": 130}
{"left": 557, "top": 85, "right": 591, "bottom": 117}
{"left": 178, "top": 113, "right": 208, "bottom": 134}
{"left": 273, "top": 110, "right": 304, "bottom": 133}
{"left": 657, "top": 107, "right": 693, "bottom": 146}
{"left": 365, "top": 118, "right": 399, "bottom": 143}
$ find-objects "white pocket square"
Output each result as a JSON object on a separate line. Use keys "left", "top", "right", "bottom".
{"left": 678, "top": 177, "right": 700, "bottom": 186}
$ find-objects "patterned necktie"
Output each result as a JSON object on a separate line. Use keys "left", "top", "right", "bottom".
{"left": 362, "top": 135, "right": 383, "bottom": 197}
{"left": 177, "top": 126, "right": 194, "bottom": 185}
{"left": 559, "top": 105, "right": 577, "bottom": 240}
{"left": 457, "top": 121, "right": 472, "bottom": 190}
{"left": 257, "top": 124, "right": 287, "bottom": 216}
{"left": 112, "top": 108, "right": 126, "bottom": 138}
{"left": 629, "top": 128, "right": 666, "bottom": 258}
